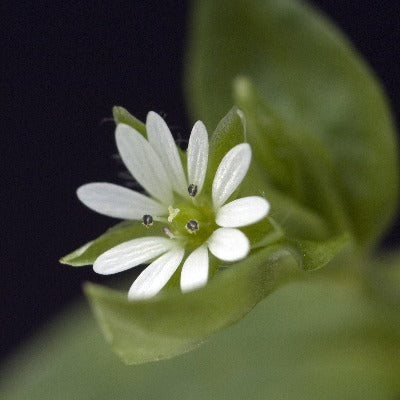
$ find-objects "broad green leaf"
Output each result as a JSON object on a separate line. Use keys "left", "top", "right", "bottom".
{"left": 85, "top": 245, "right": 298, "bottom": 364}
{"left": 112, "top": 106, "right": 146, "bottom": 135}
{"left": 2, "top": 271, "right": 400, "bottom": 399}
{"left": 235, "top": 78, "right": 350, "bottom": 238}
{"left": 83, "top": 232, "right": 346, "bottom": 364}
{"left": 60, "top": 221, "right": 164, "bottom": 266}
{"left": 185, "top": 0, "right": 399, "bottom": 249}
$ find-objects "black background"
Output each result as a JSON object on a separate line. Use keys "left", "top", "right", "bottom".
{"left": 1, "top": 0, "right": 399, "bottom": 361}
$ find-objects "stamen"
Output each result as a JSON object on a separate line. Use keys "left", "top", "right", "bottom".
{"left": 188, "top": 184, "right": 198, "bottom": 197}
{"left": 162, "top": 227, "right": 176, "bottom": 239}
{"left": 186, "top": 219, "right": 199, "bottom": 234}
{"left": 168, "top": 206, "right": 180, "bottom": 222}
{"left": 142, "top": 214, "right": 153, "bottom": 227}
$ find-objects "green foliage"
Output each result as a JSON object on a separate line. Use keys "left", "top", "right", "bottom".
{"left": 186, "top": 0, "right": 398, "bottom": 249}
{"left": 2, "top": 272, "right": 400, "bottom": 399}
{"left": 85, "top": 245, "right": 296, "bottom": 364}
{"left": 234, "top": 78, "right": 350, "bottom": 240}
{"left": 84, "top": 233, "right": 348, "bottom": 364}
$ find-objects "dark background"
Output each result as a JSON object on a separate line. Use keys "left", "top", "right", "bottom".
{"left": 1, "top": 0, "right": 399, "bottom": 361}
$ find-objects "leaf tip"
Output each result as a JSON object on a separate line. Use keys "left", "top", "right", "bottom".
{"left": 112, "top": 105, "right": 125, "bottom": 123}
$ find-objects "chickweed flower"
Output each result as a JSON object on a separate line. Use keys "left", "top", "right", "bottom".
{"left": 77, "top": 112, "right": 270, "bottom": 300}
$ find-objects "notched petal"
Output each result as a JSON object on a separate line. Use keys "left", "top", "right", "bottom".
{"left": 212, "top": 143, "right": 252, "bottom": 209}
{"left": 146, "top": 112, "right": 187, "bottom": 196}
{"left": 180, "top": 245, "right": 209, "bottom": 292}
{"left": 115, "top": 123, "right": 173, "bottom": 205}
{"left": 216, "top": 196, "right": 270, "bottom": 227}
{"left": 93, "top": 236, "right": 175, "bottom": 275}
{"left": 128, "top": 247, "right": 185, "bottom": 300}
{"left": 77, "top": 182, "right": 166, "bottom": 220}
{"left": 207, "top": 228, "right": 250, "bottom": 262}
{"left": 187, "top": 120, "right": 209, "bottom": 195}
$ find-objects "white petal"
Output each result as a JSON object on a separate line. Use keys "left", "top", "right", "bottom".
{"left": 180, "top": 245, "right": 209, "bottom": 293}
{"left": 77, "top": 182, "right": 167, "bottom": 220}
{"left": 146, "top": 112, "right": 187, "bottom": 196}
{"left": 187, "top": 121, "right": 208, "bottom": 195}
{"left": 93, "top": 237, "right": 175, "bottom": 275}
{"left": 212, "top": 143, "right": 252, "bottom": 209}
{"left": 208, "top": 228, "right": 250, "bottom": 262}
{"left": 115, "top": 123, "right": 173, "bottom": 205}
{"left": 128, "top": 247, "right": 185, "bottom": 300}
{"left": 216, "top": 196, "right": 270, "bottom": 228}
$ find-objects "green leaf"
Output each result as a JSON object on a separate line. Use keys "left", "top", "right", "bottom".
{"left": 235, "top": 79, "right": 350, "bottom": 238}
{"left": 60, "top": 221, "right": 164, "bottom": 266}
{"left": 2, "top": 271, "right": 400, "bottom": 399}
{"left": 84, "top": 245, "right": 298, "bottom": 364}
{"left": 112, "top": 106, "right": 146, "bottom": 136}
{"left": 83, "top": 230, "right": 345, "bottom": 365}
{"left": 185, "top": 0, "right": 399, "bottom": 249}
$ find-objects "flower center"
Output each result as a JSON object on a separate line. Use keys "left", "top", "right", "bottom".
{"left": 142, "top": 193, "right": 216, "bottom": 249}
{"left": 162, "top": 197, "right": 216, "bottom": 249}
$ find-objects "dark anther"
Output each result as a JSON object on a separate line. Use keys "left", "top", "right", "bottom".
{"left": 143, "top": 214, "right": 153, "bottom": 227}
{"left": 188, "top": 183, "right": 198, "bottom": 197}
{"left": 186, "top": 219, "right": 199, "bottom": 232}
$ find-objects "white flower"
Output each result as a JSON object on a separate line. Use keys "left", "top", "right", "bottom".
{"left": 77, "top": 111, "right": 270, "bottom": 300}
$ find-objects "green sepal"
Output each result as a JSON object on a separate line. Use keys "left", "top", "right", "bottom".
{"left": 112, "top": 106, "right": 146, "bottom": 136}
{"left": 203, "top": 106, "right": 246, "bottom": 193}
{"left": 242, "top": 216, "right": 284, "bottom": 250}
{"left": 287, "top": 233, "right": 351, "bottom": 271}
{"left": 60, "top": 221, "right": 165, "bottom": 267}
